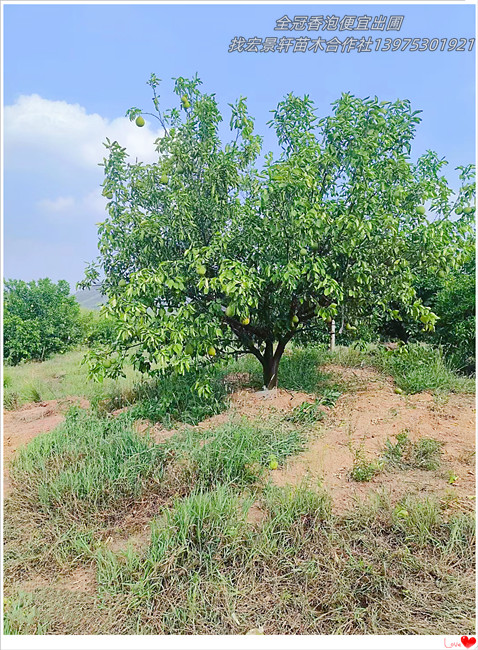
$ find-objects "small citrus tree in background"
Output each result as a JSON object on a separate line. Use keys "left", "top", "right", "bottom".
{"left": 81, "top": 74, "right": 475, "bottom": 390}
{"left": 4, "top": 278, "right": 82, "bottom": 365}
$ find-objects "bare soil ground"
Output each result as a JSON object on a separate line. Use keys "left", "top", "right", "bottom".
{"left": 272, "top": 365, "right": 476, "bottom": 512}
{"left": 3, "top": 397, "right": 89, "bottom": 496}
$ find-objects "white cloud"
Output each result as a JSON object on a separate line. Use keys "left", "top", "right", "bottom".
{"left": 37, "top": 196, "right": 75, "bottom": 213}
{"left": 4, "top": 94, "right": 163, "bottom": 172}
{"left": 37, "top": 188, "right": 108, "bottom": 224}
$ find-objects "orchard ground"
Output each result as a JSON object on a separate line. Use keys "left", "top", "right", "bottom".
{"left": 3, "top": 343, "right": 476, "bottom": 635}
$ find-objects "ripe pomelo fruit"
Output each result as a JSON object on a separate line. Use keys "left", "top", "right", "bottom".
{"left": 207, "top": 346, "right": 216, "bottom": 357}
{"left": 292, "top": 315, "right": 299, "bottom": 324}
{"left": 241, "top": 317, "right": 250, "bottom": 326}
{"left": 135, "top": 116, "right": 145, "bottom": 127}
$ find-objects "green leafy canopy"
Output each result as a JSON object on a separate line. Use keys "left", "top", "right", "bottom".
{"left": 4, "top": 279, "right": 82, "bottom": 365}
{"left": 81, "top": 73, "right": 475, "bottom": 389}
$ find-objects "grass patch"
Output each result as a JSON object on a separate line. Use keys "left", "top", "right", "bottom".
{"left": 96, "top": 486, "right": 252, "bottom": 603}
{"left": 350, "top": 455, "right": 383, "bottom": 482}
{"left": 261, "top": 482, "right": 331, "bottom": 545}
{"left": 376, "top": 344, "right": 475, "bottom": 394}
{"left": 350, "top": 431, "right": 443, "bottom": 482}
{"left": 94, "top": 486, "right": 474, "bottom": 634}
{"left": 278, "top": 347, "right": 341, "bottom": 395}
{"left": 5, "top": 409, "right": 169, "bottom": 575}
{"left": 383, "top": 431, "right": 443, "bottom": 471}
{"left": 3, "top": 592, "right": 48, "bottom": 635}
{"left": 3, "top": 349, "right": 142, "bottom": 410}
{"left": 130, "top": 367, "right": 230, "bottom": 426}
{"left": 10, "top": 409, "right": 166, "bottom": 520}
{"left": 226, "top": 346, "right": 345, "bottom": 397}
{"left": 170, "top": 417, "right": 305, "bottom": 488}
{"left": 285, "top": 400, "right": 326, "bottom": 425}
{"left": 325, "top": 343, "right": 474, "bottom": 394}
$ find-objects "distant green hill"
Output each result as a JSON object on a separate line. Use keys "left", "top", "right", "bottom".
{"left": 74, "top": 286, "right": 106, "bottom": 310}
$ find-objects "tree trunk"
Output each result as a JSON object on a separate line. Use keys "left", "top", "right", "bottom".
{"left": 329, "top": 319, "right": 336, "bottom": 351}
{"left": 261, "top": 340, "right": 288, "bottom": 390}
{"left": 262, "top": 355, "right": 280, "bottom": 389}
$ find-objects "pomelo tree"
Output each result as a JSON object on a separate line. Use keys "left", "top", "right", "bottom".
{"left": 82, "top": 74, "right": 475, "bottom": 390}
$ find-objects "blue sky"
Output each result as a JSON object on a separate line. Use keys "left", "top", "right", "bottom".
{"left": 3, "top": 3, "right": 476, "bottom": 289}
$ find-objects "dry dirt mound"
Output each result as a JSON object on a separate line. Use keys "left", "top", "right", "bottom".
{"left": 3, "top": 397, "right": 89, "bottom": 496}
{"left": 134, "top": 386, "right": 318, "bottom": 445}
{"left": 198, "top": 387, "right": 317, "bottom": 430}
{"left": 272, "top": 365, "right": 475, "bottom": 512}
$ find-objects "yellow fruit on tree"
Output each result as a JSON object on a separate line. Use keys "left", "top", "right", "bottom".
{"left": 135, "top": 116, "right": 145, "bottom": 127}
{"left": 241, "top": 317, "right": 250, "bottom": 326}
{"left": 207, "top": 346, "right": 216, "bottom": 357}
